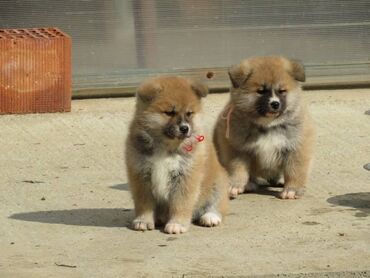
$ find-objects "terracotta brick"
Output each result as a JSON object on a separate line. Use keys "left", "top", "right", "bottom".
{"left": 0, "top": 27, "right": 71, "bottom": 114}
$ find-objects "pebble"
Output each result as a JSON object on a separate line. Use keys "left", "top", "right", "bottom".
{"left": 365, "top": 110, "right": 370, "bottom": 115}
{"left": 364, "top": 163, "right": 370, "bottom": 171}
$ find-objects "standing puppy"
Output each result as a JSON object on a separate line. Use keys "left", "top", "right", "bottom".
{"left": 214, "top": 56, "right": 315, "bottom": 199}
{"left": 126, "top": 76, "right": 228, "bottom": 234}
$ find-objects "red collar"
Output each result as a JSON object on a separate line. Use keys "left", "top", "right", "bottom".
{"left": 183, "top": 135, "right": 205, "bottom": 152}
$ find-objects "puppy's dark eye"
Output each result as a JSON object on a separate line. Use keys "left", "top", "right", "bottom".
{"left": 186, "top": 111, "right": 193, "bottom": 117}
{"left": 257, "top": 88, "right": 265, "bottom": 94}
{"left": 164, "top": 110, "right": 176, "bottom": 117}
{"left": 278, "top": 89, "right": 287, "bottom": 94}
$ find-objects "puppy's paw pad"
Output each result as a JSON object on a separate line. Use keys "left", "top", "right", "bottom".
{"left": 164, "top": 223, "right": 188, "bottom": 234}
{"left": 280, "top": 187, "right": 303, "bottom": 200}
{"left": 199, "top": 212, "right": 222, "bottom": 227}
{"left": 132, "top": 219, "right": 155, "bottom": 231}
{"left": 229, "top": 186, "right": 244, "bottom": 199}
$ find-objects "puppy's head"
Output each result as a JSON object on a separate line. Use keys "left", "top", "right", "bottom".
{"left": 228, "top": 56, "right": 305, "bottom": 125}
{"left": 136, "top": 76, "right": 208, "bottom": 141}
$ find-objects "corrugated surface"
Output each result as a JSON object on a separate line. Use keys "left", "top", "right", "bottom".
{"left": 0, "top": 1, "right": 369, "bottom": 91}
{"left": 0, "top": 27, "right": 71, "bottom": 114}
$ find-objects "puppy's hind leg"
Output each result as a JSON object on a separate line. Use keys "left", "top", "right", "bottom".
{"left": 228, "top": 159, "right": 250, "bottom": 199}
{"left": 199, "top": 209, "right": 222, "bottom": 227}
{"left": 213, "top": 130, "right": 248, "bottom": 199}
{"left": 164, "top": 182, "right": 199, "bottom": 234}
{"left": 198, "top": 195, "right": 227, "bottom": 227}
{"left": 281, "top": 119, "right": 315, "bottom": 200}
{"left": 280, "top": 151, "right": 312, "bottom": 200}
{"left": 129, "top": 172, "right": 155, "bottom": 231}
{"left": 198, "top": 170, "right": 228, "bottom": 227}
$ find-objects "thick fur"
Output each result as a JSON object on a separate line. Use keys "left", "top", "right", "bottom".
{"left": 126, "top": 76, "right": 228, "bottom": 234}
{"left": 213, "top": 56, "right": 315, "bottom": 199}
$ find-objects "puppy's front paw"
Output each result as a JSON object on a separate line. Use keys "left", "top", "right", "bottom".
{"left": 132, "top": 218, "right": 155, "bottom": 231}
{"left": 229, "top": 184, "right": 245, "bottom": 199}
{"left": 164, "top": 222, "right": 189, "bottom": 234}
{"left": 280, "top": 187, "right": 304, "bottom": 200}
{"left": 199, "top": 212, "right": 222, "bottom": 227}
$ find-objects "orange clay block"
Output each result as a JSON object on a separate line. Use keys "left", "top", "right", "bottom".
{"left": 0, "top": 27, "right": 71, "bottom": 114}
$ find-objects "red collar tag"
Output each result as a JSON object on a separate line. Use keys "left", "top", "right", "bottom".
{"left": 183, "top": 135, "right": 205, "bottom": 152}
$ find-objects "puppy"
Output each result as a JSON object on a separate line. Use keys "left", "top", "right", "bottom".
{"left": 213, "top": 56, "right": 315, "bottom": 199}
{"left": 126, "top": 76, "right": 228, "bottom": 234}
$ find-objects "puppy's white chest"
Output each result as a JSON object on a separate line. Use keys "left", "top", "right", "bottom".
{"left": 250, "top": 133, "right": 289, "bottom": 168}
{"left": 149, "top": 153, "right": 183, "bottom": 201}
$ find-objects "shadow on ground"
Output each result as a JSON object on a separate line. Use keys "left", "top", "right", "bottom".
{"left": 9, "top": 208, "right": 133, "bottom": 227}
{"left": 254, "top": 186, "right": 282, "bottom": 197}
{"left": 110, "top": 183, "right": 129, "bottom": 191}
{"left": 110, "top": 183, "right": 283, "bottom": 198}
{"left": 241, "top": 184, "right": 283, "bottom": 198}
{"left": 327, "top": 192, "right": 370, "bottom": 217}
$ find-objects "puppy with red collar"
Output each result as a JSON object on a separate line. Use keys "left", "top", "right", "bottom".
{"left": 126, "top": 76, "right": 228, "bottom": 234}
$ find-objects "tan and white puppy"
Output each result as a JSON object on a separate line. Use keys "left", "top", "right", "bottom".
{"left": 213, "top": 56, "right": 315, "bottom": 199}
{"left": 126, "top": 76, "right": 228, "bottom": 234}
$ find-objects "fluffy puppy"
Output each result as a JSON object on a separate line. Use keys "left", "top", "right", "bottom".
{"left": 126, "top": 76, "right": 228, "bottom": 234}
{"left": 213, "top": 56, "right": 315, "bottom": 199}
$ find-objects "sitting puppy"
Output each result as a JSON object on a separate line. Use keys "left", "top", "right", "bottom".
{"left": 126, "top": 76, "right": 228, "bottom": 234}
{"left": 213, "top": 56, "right": 315, "bottom": 199}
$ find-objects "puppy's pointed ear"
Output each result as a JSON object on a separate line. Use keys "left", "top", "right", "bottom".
{"left": 136, "top": 81, "right": 162, "bottom": 103}
{"left": 191, "top": 81, "right": 209, "bottom": 98}
{"left": 288, "top": 59, "right": 306, "bottom": 82}
{"left": 228, "top": 61, "right": 252, "bottom": 88}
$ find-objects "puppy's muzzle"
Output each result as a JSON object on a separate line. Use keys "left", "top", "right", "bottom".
{"left": 179, "top": 124, "right": 189, "bottom": 135}
{"left": 179, "top": 123, "right": 191, "bottom": 138}
{"left": 164, "top": 122, "right": 192, "bottom": 139}
{"left": 270, "top": 101, "right": 280, "bottom": 111}
{"left": 265, "top": 99, "right": 282, "bottom": 117}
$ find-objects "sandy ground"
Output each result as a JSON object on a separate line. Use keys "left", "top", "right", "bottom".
{"left": 0, "top": 89, "right": 369, "bottom": 278}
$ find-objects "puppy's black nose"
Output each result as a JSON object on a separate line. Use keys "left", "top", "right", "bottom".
{"left": 179, "top": 125, "right": 189, "bottom": 134}
{"left": 270, "top": 101, "right": 280, "bottom": 110}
